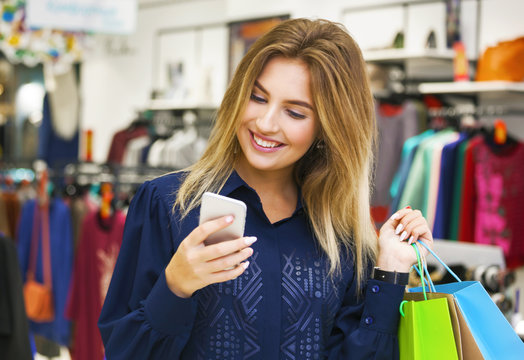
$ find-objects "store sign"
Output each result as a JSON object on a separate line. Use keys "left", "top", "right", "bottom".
{"left": 25, "top": 0, "right": 137, "bottom": 34}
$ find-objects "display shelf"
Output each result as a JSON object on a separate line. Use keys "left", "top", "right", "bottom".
{"left": 363, "top": 48, "right": 461, "bottom": 80}
{"left": 148, "top": 99, "right": 218, "bottom": 111}
{"left": 363, "top": 48, "right": 456, "bottom": 63}
{"left": 418, "top": 81, "right": 524, "bottom": 95}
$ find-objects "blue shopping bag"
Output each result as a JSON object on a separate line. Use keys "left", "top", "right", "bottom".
{"left": 410, "top": 242, "right": 524, "bottom": 360}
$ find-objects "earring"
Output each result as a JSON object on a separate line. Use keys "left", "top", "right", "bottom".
{"left": 316, "top": 140, "right": 325, "bottom": 150}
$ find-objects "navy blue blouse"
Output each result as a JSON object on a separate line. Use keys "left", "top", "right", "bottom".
{"left": 98, "top": 171, "right": 405, "bottom": 359}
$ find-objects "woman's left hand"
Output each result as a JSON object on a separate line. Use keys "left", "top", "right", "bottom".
{"left": 377, "top": 207, "right": 434, "bottom": 273}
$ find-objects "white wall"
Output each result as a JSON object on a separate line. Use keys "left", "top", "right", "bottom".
{"left": 82, "top": 0, "right": 229, "bottom": 162}
{"left": 81, "top": 0, "right": 524, "bottom": 162}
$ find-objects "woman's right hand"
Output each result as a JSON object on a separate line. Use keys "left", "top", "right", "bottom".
{"left": 165, "top": 215, "right": 256, "bottom": 298}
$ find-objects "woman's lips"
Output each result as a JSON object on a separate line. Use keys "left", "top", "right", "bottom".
{"left": 249, "top": 131, "right": 284, "bottom": 153}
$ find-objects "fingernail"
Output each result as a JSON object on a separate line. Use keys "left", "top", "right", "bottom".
{"left": 408, "top": 236, "right": 414, "bottom": 245}
{"left": 405, "top": 206, "right": 411, "bottom": 209}
{"left": 399, "top": 231, "right": 408, "bottom": 241}
{"left": 391, "top": 213, "right": 400, "bottom": 220}
{"left": 395, "top": 223, "right": 403, "bottom": 235}
{"left": 244, "top": 236, "right": 257, "bottom": 246}
{"left": 225, "top": 215, "right": 234, "bottom": 223}
{"left": 242, "top": 261, "right": 250, "bottom": 269}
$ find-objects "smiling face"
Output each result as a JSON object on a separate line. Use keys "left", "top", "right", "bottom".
{"left": 235, "top": 56, "right": 319, "bottom": 179}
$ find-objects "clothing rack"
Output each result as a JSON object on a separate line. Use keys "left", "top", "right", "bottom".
{"left": 60, "top": 162, "right": 171, "bottom": 186}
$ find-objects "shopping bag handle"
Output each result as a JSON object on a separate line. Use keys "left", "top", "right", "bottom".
{"left": 416, "top": 240, "right": 462, "bottom": 283}
{"left": 400, "top": 244, "right": 429, "bottom": 317}
{"left": 412, "top": 243, "right": 427, "bottom": 300}
{"left": 411, "top": 243, "right": 436, "bottom": 292}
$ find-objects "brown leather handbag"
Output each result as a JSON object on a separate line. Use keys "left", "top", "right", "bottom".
{"left": 23, "top": 203, "right": 54, "bottom": 322}
{"left": 476, "top": 36, "right": 524, "bottom": 81}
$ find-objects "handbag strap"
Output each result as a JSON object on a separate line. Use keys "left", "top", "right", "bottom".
{"left": 41, "top": 203, "right": 52, "bottom": 288}
{"left": 27, "top": 202, "right": 41, "bottom": 281}
{"left": 27, "top": 202, "right": 52, "bottom": 288}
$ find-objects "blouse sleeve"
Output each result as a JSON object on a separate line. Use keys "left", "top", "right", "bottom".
{"left": 326, "top": 274, "right": 405, "bottom": 360}
{"left": 98, "top": 180, "right": 197, "bottom": 359}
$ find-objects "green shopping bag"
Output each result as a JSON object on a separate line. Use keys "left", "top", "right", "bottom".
{"left": 398, "top": 244, "right": 459, "bottom": 360}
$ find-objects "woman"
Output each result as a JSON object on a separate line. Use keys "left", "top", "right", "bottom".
{"left": 99, "top": 18, "right": 432, "bottom": 359}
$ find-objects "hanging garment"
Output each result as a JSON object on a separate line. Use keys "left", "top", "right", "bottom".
{"left": 46, "top": 67, "right": 80, "bottom": 141}
{"left": 17, "top": 198, "right": 73, "bottom": 345}
{"left": 66, "top": 210, "right": 125, "bottom": 360}
{"left": 70, "top": 195, "right": 97, "bottom": 255}
{"left": 470, "top": 139, "right": 524, "bottom": 269}
{"left": 172, "top": 135, "right": 208, "bottom": 169}
{"left": 389, "top": 129, "right": 435, "bottom": 214}
{"left": 106, "top": 126, "right": 149, "bottom": 165}
{"left": 449, "top": 136, "right": 477, "bottom": 240}
{"left": 0, "top": 235, "right": 32, "bottom": 360}
{"left": 372, "top": 101, "right": 420, "bottom": 222}
{"left": 398, "top": 129, "right": 456, "bottom": 217}
{"left": 37, "top": 93, "right": 79, "bottom": 168}
{"left": 146, "top": 138, "right": 168, "bottom": 167}
{"left": 122, "top": 135, "right": 151, "bottom": 167}
{"left": 0, "top": 193, "right": 11, "bottom": 239}
{"left": 432, "top": 133, "right": 469, "bottom": 239}
{"left": 457, "top": 136, "right": 484, "bottom": 243}
{"left": 3, "top": 192, "right": 21, "bottom": 240}
{"left": 426, "top": 132, "right": 460, "bottom": 229}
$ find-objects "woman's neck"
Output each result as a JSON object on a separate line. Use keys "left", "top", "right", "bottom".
{"left": 234, "top": 162, "right": 298, "bottom": 223}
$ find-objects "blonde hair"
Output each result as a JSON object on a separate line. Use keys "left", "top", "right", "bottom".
{"left": 174, "top": 18, "right": 377, "bottom": 288}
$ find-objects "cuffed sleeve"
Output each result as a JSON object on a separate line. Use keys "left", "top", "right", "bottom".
{"left": 326, "top": 274, "right": 405, "bottom": 360}
{"left": 359, "top": 280, "right": 406, "bottom": 334}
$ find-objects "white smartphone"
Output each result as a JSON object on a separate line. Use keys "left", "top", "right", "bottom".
{"left": 199, "top": 192, "right": 247, "bottom": 246}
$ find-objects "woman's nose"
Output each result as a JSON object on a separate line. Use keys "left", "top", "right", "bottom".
{"left": 255, "top": 106, "right": 279, "bottom": 133}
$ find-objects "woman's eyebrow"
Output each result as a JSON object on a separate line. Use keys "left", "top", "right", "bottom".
{"left": 254, "top": 80, "right": 269, "bottom": 94}
{"left": 254, "top": 80, "right": 314, "bottom": 110}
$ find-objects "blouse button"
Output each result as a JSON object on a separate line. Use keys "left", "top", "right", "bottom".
{"left": 371, "top": 285, "right": 380, "bottom": 293}
{"left": 364, "top": 316, "right": 374, "bottom": 325}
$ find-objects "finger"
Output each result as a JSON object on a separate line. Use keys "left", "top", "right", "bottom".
{"left": 406, "top": 223, "right": 433, "bottom": 245}
{"left": 387, "top": 208, "right": 417, "bottom": 234}
{"left": 209, "top": 260, "right": 250, "bottom": 284}
{"left": 186, "top": 215, "right": 235, "bottom": 246}
{"left": 199, "top": 236, "right": 257, "bottom": 262}
{"left": 384, "top": 206, "right": 413, "bottom": 228}
{"left": 206, "top": 247, "right": 254, "bottom": 273}
{"left": 396, "top": 211, "right": 425, "bottom": 240}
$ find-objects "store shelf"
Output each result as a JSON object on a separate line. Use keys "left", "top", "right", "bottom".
{"left": 418, "top": 81, "right": 524, "bottom": 95}
{"left": 363, "top": 48, "right": 456, "bottom": 63}
{"left": 363, "top": 48, "right": 459, "bottom": 80}
{"left": 148, "top": 99, "right": 218, "bottom": 111}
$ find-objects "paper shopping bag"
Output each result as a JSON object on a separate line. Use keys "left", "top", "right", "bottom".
{"left": 427, "top": 281, "right": 524, "bottom": 360}
{"left": 399, "top": 244, "right": 459, "bottom": 360}
{"left": 405, "top": 291, "right": 483, "bottom": 360}
{"left": 398, "top": 295, "right": 459, "bottom": 360}
{"left": 410, "top": 241, "right": 524, "bottom": 360}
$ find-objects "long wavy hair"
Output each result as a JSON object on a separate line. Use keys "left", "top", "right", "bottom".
{"left": 174, "top": 18, "right": 377, "bottom": 287}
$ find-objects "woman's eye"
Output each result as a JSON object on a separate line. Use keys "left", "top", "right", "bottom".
{"left": 250, "top": 93, "right": 266, "bottom": 103}
{"left": 287, "top": 109, "right": 306, "bottom": 119}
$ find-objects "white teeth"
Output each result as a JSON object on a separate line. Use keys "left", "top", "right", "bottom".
{"left": 253, "top": 134, "right": 280, "bottom": 148}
